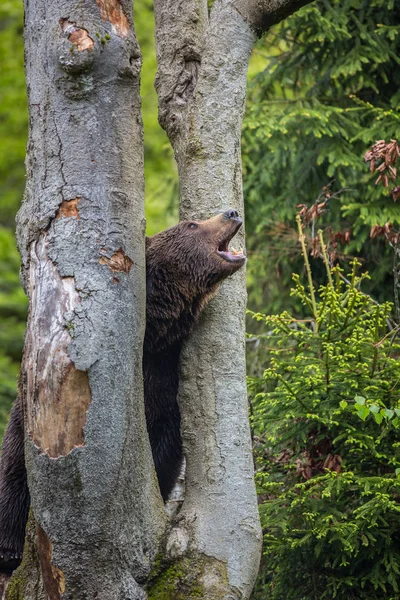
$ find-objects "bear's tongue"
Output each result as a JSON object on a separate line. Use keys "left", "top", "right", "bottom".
{"left": 217, "top": 239, "right": 245, "bottom": 262}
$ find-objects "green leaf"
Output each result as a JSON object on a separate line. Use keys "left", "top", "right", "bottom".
{"left": 357, "top": 406, "right": 370, "bottom": 421}
{"left": 355, "top": 396, "right": 366, "bottom": 406}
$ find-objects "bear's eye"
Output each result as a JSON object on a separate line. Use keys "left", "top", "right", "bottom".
{"left": 188, "top": 222, "right": 198, "bottom": 229}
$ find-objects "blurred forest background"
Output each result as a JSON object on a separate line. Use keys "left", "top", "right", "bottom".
{"left": 1, "top": 0, "right": 400, "bottom": 598}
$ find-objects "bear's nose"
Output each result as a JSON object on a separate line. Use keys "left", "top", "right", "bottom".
{"left": 223, "top": 209, "right": 240, "bottom": 220}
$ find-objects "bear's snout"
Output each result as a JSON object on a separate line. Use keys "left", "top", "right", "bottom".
{"left": 223, "top": 208, "right": 241, "bottom": 223}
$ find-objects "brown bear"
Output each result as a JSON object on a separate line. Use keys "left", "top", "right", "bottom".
{"left": 0, "top": 209, "right": 245, "bottom": 572}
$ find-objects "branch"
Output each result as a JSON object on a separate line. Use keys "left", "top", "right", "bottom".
{"left": 234, "top": 0, "right": 315, "bottom": 35}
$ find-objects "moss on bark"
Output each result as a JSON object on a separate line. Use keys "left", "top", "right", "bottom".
{"left": 6, "top": 512, "right": 44, "bottom": 600}
{"left": 146, "top": 553, "right": 233, "bottom": 600}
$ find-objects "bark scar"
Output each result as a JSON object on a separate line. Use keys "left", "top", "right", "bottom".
{"left": 99, "top": 248, "right": 133, "bottom": 273}
{"left": 57, "top": 197, "right": 80, "bottom": 219}
{"left": 60, "top": 19, "right": 94, "bottom": 52}
{"left": 24, "top": 236, "right": 92, "bottom": 458}
{"left": 95, "top": 0, "right": 130, "bottom": 38}
{"left": 159, "top": 57, "right": 200, "bottom": 136}
{"left": 37, "top": 524, "right": 66, "bottom": 599}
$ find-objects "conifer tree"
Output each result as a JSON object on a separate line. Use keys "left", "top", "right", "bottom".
{"left": 243, "top": 0, "right": 400, "bottom": 317}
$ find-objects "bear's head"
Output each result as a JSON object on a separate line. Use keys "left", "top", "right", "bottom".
{"left": 146, "top": 209, "right": 245, "bottom": 287}
{"left": 145, "top": 210, "right": 246, "bottom": 349}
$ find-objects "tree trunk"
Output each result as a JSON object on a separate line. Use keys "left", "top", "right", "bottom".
{"left": 152, "top": 3, "right": 261, "bottom": 598}
{"left": 5, "top": 1, "right": 165, "bottom": 598}
{"left": 151, "top": 1, "right": 312, "bottom": 598}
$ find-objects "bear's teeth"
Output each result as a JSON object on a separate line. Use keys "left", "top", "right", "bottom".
{"left": 230, "top": 247, "right": 244, "bottom": 255}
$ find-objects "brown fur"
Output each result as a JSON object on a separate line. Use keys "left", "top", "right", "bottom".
{"left": 0, "top": 210, "right": 245, "bottom": 571}
{"left": 144, "top": 210, "right": 245, "bottom": 499}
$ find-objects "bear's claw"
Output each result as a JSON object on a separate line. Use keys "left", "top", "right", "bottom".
{"left": 0, "top": 549, "right": 22, "bottom": 573}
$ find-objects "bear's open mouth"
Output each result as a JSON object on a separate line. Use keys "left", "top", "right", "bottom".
{"left": 216, "top": 227, "right": 246, "bottom": 263}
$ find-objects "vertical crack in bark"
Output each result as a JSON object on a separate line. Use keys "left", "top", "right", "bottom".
{"left": 36, "top": 524, "right": 66, "bottom": 599}
{"left": 24, "top": 235, "right": 92, "bottom": 458}
{"left": 52, "top": 113, "right": 66, "bottom": 187}
{"left": 95, "top": 0, "right": 130, "bottom": 38}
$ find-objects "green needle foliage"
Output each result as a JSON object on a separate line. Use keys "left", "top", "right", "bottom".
{"left": 0, "top": 1, "right": 27, "bottom": 228}
{"left": 249, "top": 232, "right": 400, "bottom": 599}
{"left": 243, "top": 0, "right": 400, "bottom": 318}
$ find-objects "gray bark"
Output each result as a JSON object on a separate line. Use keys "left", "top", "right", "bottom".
{"left": 177, "top": 5, "right": 261, "bottom": 597}
{"left": 7, "top": 1, "right": 166, "bottom": 598}
{"left": 235, "top": 0, "right": 316, "bottom": 34}
{"left": 154, "top": 4, "right": 261, "bottom": 599}
{"left": 4, "top": 0, "right": 315, "bottom": 597}
{"left": 152, "top": 0, "right": 312, "bottom": 598}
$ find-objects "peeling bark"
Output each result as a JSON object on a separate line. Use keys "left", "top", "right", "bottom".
{"left": 60, "top": 21, "right": 94, "bottom": 52}
{"left": 57, "top": 197, "right": 81, "bottom": 219}
{"left": 24, "top": 235, "right": 90, "bottom": 459}
{"left": 95, "top": 0, "right": 131, "bottom": 38}
{"left": 36, "top": 525, "right": 65, "bottom": 599}
{"left": 8, "top": 0, "right": 166, "bottom": 597}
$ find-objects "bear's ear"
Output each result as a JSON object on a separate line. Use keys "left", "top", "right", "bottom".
{"left": 145, "top": 236, "right": 152, "bottom": 249}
